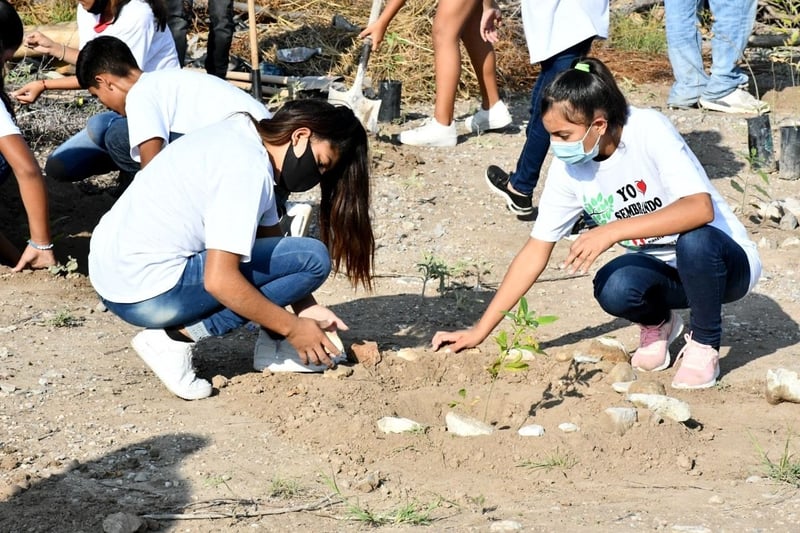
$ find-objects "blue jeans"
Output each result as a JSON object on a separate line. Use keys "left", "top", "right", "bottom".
{"left": 104, "top": 119, "right": 184, "bottom": 174}
{"left": 665, "top": 0, "right": 757, "bottom": 107}
{"left": 166, "top": 0, "right": 234, "bottom": 77}
{"left": 509, "top": 38, "right": 594, "bottom": 196}
{"left": 0, "top": 153, "right": 11, "bottom": 186}
{"left": 593, "top": 225, "right": 750, "bottom": 348}
{"left": 45, "top": 111, "right": 122, "bottom": 182}
{"left": 101, "top": 237, "right": 331, "bottom": 337}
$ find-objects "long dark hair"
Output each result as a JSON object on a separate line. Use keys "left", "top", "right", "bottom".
{"left": 254, "top": 100, "right": 375, "bottom": 290}
{"left": 541, "top": 57, "right": 629, "bottom": 129}
{"left": 111, "top": 0, "right": 168, "bottom": 31}
{"left": 0, "top": 0, "right": 23, "bottom": 117}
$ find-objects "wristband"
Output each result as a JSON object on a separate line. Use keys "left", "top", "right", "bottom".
{"left": 59, "top": 44, "right": 66, "bottom": 61}
{"left": 27, "top": 239, "right": 54, "bottom": 250}
{"left": 40, "top": 79, "right": 47, "bottom": 91}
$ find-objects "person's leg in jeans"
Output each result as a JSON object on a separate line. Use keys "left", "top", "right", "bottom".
{"left": 103, "top": 117, "right": 140, "bottom": 175}
{"left": 701, "top": 0, "right": 756, "bottom": 101}
{"left": 508, "top": 37, "right": 594, "bottom": 197}
{"left": 674, "top": 225, "right": 750, "bottom": 349}
{"left": 205, "top": 0, "right": 234, "bottom": 78}
{"left": 166, "top": 0, "right": 191, "bottom": 66}
{"left": 103, "top": 237, "right": 331, "bottom": 335}
{"left": 665, "top": 0, "right": 708, "bottom": 108}
{"left": 44, "top": 111, "right": 121, "bottom": 182}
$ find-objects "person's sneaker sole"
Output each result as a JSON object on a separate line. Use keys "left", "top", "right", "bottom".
{"left": 484, "top": 167, "right": 533, "bottom": 216}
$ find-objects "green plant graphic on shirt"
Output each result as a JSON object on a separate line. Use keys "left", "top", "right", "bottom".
{"left": 583, "top": 192, "right": 615, "bottom": 225}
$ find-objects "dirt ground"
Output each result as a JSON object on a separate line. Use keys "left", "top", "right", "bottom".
{"left": 2, "top": 42, "right": 800, "bottom": 532}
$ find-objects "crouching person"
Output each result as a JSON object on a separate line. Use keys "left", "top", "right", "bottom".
{"left": 88, "top": 100, "right": 374, "bottom": 399}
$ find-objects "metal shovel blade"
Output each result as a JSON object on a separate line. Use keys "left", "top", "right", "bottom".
{"left": 328, "top": 83, "right": 381, "bottom": 134}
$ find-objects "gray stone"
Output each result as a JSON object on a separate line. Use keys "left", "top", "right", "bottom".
{"left": 102, "top": 512, "right": 146, "bottom": 533}
{"left": 445, "top": 411, "right": 494, "bottom": 436}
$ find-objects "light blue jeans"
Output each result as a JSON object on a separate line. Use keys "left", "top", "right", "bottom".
{"left": 665, "top": 0, "right": 757, "bottom": 107}
{"left": 44, "top": 111, "right": 122, "bottom": 182}
{"left": 101, "top": 237, "right": 331, "bottom": 339}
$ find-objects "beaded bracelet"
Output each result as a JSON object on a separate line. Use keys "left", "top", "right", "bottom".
{"left": 27, "top": 239, "right": 54, "bottom": 250}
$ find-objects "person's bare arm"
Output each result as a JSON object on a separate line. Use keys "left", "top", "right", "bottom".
{"left": 358, "top": 0, "right": 406, "bottom": 50}
{"left": 138, "top": 138, "right": 166, "bottom": 168}
{"left": 12, "top": 76, "right": 82, "bottom": 104}
{"left": 432, "top": 237, "right": 556, "bottom": 352}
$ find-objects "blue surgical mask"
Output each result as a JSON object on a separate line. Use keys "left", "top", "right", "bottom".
{"left": 550, "top": 124, "right": 601, "bottom": 165}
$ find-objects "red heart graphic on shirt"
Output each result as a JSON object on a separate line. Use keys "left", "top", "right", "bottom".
{"left": 635, "top": 180, "right": 647, "bottom": 194}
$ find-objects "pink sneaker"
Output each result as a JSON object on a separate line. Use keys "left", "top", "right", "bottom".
{"left": 671, "top": 334, "right": 720, "bottom": 389}
{"left": 631, "top": 311, "right": 684, "bottom": 372}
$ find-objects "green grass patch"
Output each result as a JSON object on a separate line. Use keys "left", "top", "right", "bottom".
{"left": 610, "top": 8, "right": 667, "bottom": 54}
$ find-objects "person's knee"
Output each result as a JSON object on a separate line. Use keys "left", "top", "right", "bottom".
{"left": 676, "top": 226, "right": 716, "bottom": 260}
{"left": 593, "top": 265, "right": 635, "bottom": 316}
{"left": 303, "top": 238, "right": 332, "bottom": 280}
{"left": 44, "top": 154, "right": 70, "bottom": 182}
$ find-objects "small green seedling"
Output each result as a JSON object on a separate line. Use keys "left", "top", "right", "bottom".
{"left": 48, "top": 309, "right": 83, "bottom": 328}
{"left": 48, "top": 256, "right": 79, "bottom": 277}
{"left": 519, "top": 448, "right": 577, "bottom": 471}
{"left": 417, "top": 252, "right": 454, "bottom": 296}
{"left": 730, "top": 147, "right": 772, "bottom": 214}
{"left": 752, "top": 432, "right": 800, "bottom": 487}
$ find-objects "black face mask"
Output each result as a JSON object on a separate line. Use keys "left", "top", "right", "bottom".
{"left": 88, "top": 0, "right": 110, "bottom": 15}
{"left": 280, "top": 139, "right": 322, "bottom": 192}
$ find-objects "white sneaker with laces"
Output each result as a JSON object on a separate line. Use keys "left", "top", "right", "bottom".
{"left": 253, "top": 328, "right": 347, "bottom": 373}
{"left": 279, "top": 201, "right": 313, "bottom": 237}
{"left": 699, "top": 89, "right": 770, "bottom": 114}
{"left": 130, "top": 329, "right": 212, "bottom": 400}
{"left": 399, "top": 118, "right": 457, "bottom": 147}
{"left": 464, "top": 100, "right": 513, "bottom": 133}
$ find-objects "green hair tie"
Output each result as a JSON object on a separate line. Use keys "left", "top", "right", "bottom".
{"left": 574, "top": 62, "right": 590, "bottom": 73}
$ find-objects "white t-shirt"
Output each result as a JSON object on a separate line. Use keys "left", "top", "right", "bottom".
{"left": 0, "top": 105, "right": 20, "bottom": 138}
{"left": 126, "top": 69, "right": 272, "bottom": 162}
{"left": 532, "top": 106, "right": 761, "bottom": 291}
{"left": 89, "top": 114, "right": 280, "bottom": 303}
{"left": 77, "top": 0, "right": 178, "bottom": 71}
{"left": 521, "top": 0, "right": 609, "bottom": 64}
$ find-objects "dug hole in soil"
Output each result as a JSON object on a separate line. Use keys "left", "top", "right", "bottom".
{"left": 1, "top": 47, "right": 800, "bottom": 531}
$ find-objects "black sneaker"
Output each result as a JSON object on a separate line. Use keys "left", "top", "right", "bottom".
{"left": 485, "top": 165, "right": 533, "bottom": 215}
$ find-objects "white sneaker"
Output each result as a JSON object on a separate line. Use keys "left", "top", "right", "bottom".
{"left": 464, "top": 100, "right": 512, "bottom": 133}
{"left": 253, "top": 328, "right": 347, "bottom": 373}
{"left": 279, "top": 201, "right": 313, "bottom": 237}
{"left": 699, "top": 89, "right": 770, "bottom": 114}
{"left": 130, "top": 329, "right": 212, "bottom": 400}
{"left": 399, "top": 118, "right": 457, "bottom": 147}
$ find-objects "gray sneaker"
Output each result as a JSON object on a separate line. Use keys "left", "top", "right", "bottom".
{"left": 699, "top": 89, "right": 770, "bottom": 114}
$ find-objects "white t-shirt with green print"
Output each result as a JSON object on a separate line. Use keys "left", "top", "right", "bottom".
{"left": 531, "top": 106, "right": 761, "bottom": 291}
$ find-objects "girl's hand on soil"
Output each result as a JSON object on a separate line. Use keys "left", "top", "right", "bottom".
{"left": 358, "top": 21, "right": 389, "bottom": 50}
{"left": 13, "top": 247, "right": 56, "bottom": 272}
{"left": 23, "top": 31, "right": 57, "bottom": 56}
{"left": 285, "top": 316, "right": 338, "bottom": 367}
{"left": 431, "top": 328, "right": 483, "bottom": 353}
{"left": 12, "top": 81, "right": 45, "bottom": 104}
{"left": 480, "top": 5, "right": 502, "bottom": 43}
{"left": 562, "top": 225, "right": 616, "bottom": 274}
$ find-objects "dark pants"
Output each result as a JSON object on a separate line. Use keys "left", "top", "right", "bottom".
{"left": 593, "top": 225, "right": 751, "bottom": 349}
{"left": 510, "top": 38, "right": 594, "bottom": 196}
{"left": 166, "top": 0, "right": 234, "bottom": 77}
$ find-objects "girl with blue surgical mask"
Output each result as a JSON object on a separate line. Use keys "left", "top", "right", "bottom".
{"left": 432, "top": 57, "right": 760, "bottom": 391}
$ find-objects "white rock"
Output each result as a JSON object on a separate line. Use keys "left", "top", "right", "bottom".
{"left": 601, "top": 407, "right": 638, "bottom": 435}
{"left": 508, "top": 347, "right": 535, "bottom": 361}
{"left": 607, "top": 362, "right": 636, "bottom": 383}
{"left": 518, "top": 424, "right": 545, "bottom": 437}
{"left": 376, "top": 416, "right": 425, "bottom": 434}
{"left": 764, "top": 200, "right": 784, "bottom": 222}
{"left": 395, "top": 348, "right": 419, "bottom": 361}
{"left": 745, "top": 475, "right": 762, "bottom": 483}
{"left": 765, "top": 368, "right": 800, "bottom": 404}
{"left": 558, "top": 422, "right": 579, "bottom": 433}
{"left": 779, "top": 212, "right": 799, "bottom": 231}
{"left": 490, "top": 520, "right": 523, "bottom": 531}
{"left": 780, "top": 237, "right": 800, "bottom": 248}
{"left": 445, "top": 411, "right": 494, "bottom": 436}
{"left": 0, "top": 383, "right": 17, "bottom": 393}
{"left": 782, "top": 197, "right": 800, "bottom": 219}
{"left": 626, "top": 393, "right": 691, "bottom": 422}
{"left": 612, "top": 381, "right": 634, "bottom": 393}
{"left": 573, "top": 354, "right": 601, "bottom": 364}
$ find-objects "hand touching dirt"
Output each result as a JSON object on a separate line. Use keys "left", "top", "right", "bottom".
{"left": 12, "top": 80, "right": 46, "bottom": 104}
{"left": 431, "top": 328, "right": 485, "bottom": 353}
{"left": 13, "top": 246, "right": 56, "bottom": 272}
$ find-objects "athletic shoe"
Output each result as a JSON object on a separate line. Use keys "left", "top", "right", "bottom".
{"left": 253, "top": 328, "right": 347, "bottom": 373}
{"left": 631, "top": 311, "right": 684, "bottom": 372}
{"left": 699, "top": 89, "right": 770, "bottom": 114}
{"left": 484, "top": 165, "right": 533, "bottom": 215}
{"left": 279, "top": 201, "right": 313, "bottom": 237}
{"left": 464, "top": 100, "right": 513, "bottom": 133}
{"left": 671, "top": 334, "right": 720, "bottom": 389}
{"left": 399, "top": 118, "right": 457, "bottom": 147}
{"left": 130, "top": 329, "right": 212, "bottom": 400}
